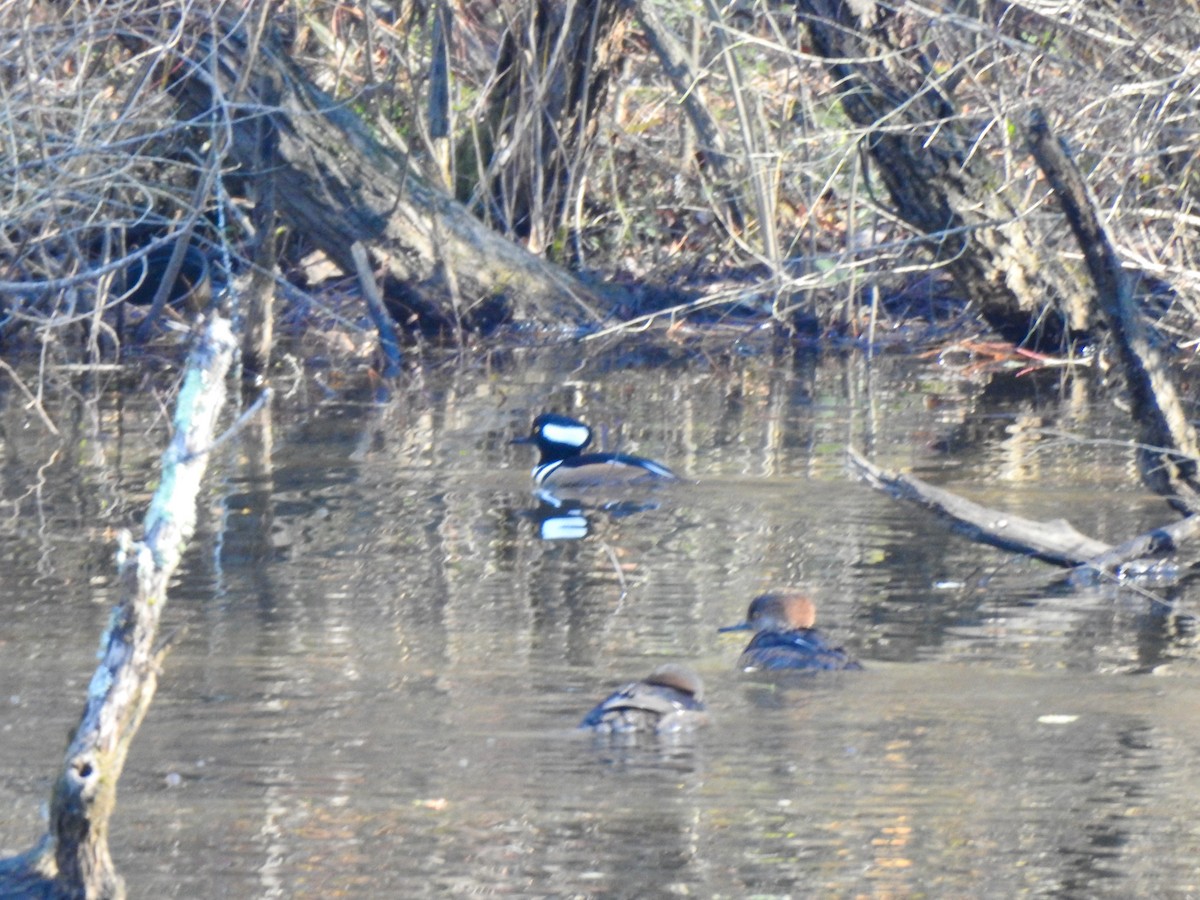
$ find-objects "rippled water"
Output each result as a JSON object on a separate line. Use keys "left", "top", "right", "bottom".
{"left": 3, "top": 340, "right": 1200, "bottom": 897}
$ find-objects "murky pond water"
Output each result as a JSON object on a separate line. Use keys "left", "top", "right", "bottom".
{"left": 3, "top": 340, "right": 1200, "bottom": 897}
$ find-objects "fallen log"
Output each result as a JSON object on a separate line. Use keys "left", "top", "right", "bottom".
{"left": 0, "top": 316, "right": 239, "bottom": 899}
{"left": 845, "top": 108, "right": 1200, "bottom": 586}
{"left": 847, "top": 449, "right": 1191, "bottom": 581}
{"left": 1073, "top": 516, "right": 1200, "bottom": 583}
{"left": 846, "top": 448, "right": 1111, "bottom": 566}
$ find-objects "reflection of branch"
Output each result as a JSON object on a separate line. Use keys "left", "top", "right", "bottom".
{"left": 0, "top": 359, "right": 60, "bottom": 436}
{"left": 183, "top": 385, "right": 273, "bottom": 462}
{"left": 350, "top": 242, "right": 404, "bottom": 377}
{"left": 599, "top": 541, "right": 628, "bottom": 601}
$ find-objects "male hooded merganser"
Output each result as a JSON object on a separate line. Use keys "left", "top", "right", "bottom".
{"left": 513, "top": 413, "right": 677, "bottom": 487}
{"left": 719, "top": 591, "right": 862, "bottom": 672}
{"left": 579, "top": 664, "right": 709, "bottom": 734}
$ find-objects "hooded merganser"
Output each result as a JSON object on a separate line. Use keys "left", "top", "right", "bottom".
{"left": 512, "top": 413, "right": 677, "bottom": 488}
{"left": 719, "top": 591, "right": 862, "bottom": 672}
{"left": 579, "top": 664, "right": 709, "bottom": 734}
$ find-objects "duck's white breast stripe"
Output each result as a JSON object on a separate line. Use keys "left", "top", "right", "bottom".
{"left": 541, "top": 422, "right": 590, "bottom": 447}
{"left": 533, "top": 460, "right": 563, "bottom": 484}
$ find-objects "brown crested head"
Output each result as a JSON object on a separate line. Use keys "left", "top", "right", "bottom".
{"left": 643, "top": 663, "right": 704, "bottom": 701}
{"left": 745, "top": 591, "right": 817, "bottom": 631}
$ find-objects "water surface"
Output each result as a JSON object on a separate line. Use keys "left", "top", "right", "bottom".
{"left": 2, "top": 341, "right": 1198, "bottom": 897}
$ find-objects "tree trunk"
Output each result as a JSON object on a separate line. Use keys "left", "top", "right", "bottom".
{"left": 794, "top": 1, "right": 1091, "bottom": 348}
{"left": 1027, "top": 108, "right": 1200, "bottom": 514}
{"left": 170, "top": 20, "right": 618, "bottom": 336}
{"left": 474, "top": 0, "right": 628, "bottom": 254}
{"left": 239, "top": 46, "right": 279, "bottom": 380}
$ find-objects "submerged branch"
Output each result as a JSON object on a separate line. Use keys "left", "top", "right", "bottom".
{"left": 846, "top": 448, "right": 1110, "bottom": 566}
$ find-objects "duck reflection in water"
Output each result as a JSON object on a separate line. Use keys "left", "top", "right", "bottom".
{"left": 579, "top": 664, "right": 709, "bottom": 735}
{"left": 720, "top": 591, "right": 862, "bottom": 672}
{"left": 513, "top": 412, "right": 678, "bottom": 488}
{"left": 526, "top": 489, "right": 663, "bottom": 541}
{"left": 528, "top": 492, "right": 591, "bottom": 541}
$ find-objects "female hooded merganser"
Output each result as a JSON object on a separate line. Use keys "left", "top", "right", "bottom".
{"left": 719, "top": 592, "right": 862, "bottom": 672}
{"left": 579, "top": 664, "right": 709, "bottom": 734}
{"left": 513, "top": 413, "right": 677, "bottom": 487}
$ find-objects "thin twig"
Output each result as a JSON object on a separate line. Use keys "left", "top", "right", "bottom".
{"left": 0, "top": 359, "right": 60, "bottom": 436}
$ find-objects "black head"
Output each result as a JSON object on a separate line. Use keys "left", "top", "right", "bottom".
{"left": 512, "top": 413, "right": 593, "bottom": 462}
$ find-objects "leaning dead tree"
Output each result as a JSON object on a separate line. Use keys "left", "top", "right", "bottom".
{"left": 1026, "top": 109, "right": 1200, "bottom": 515}
{"left": 0, "top": 316, "right": 238, "bottom": 899}
{"left": 794, "top": 1, "right": 1093, "bottom": 347}
{"left": 166, "top": 13, "right": 618, "bottom": 336}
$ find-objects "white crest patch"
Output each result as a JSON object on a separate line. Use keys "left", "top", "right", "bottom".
{"left": 541, "top": 422, "right": 590, "bottom": 448}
